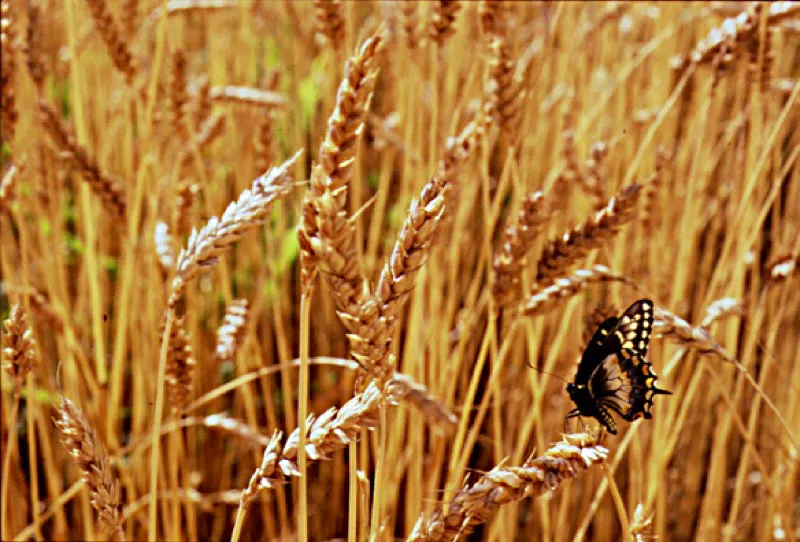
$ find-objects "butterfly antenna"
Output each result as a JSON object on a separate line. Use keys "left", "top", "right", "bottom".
{"left": 526, "top": 362, "right": 569, "bottom": 384}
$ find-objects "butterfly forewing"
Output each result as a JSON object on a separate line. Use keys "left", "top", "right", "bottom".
{"left": 608, "top": 299, "right": 654, "bottom": 368}
{"left": 575, "top": 316, "right": 619, "bottom": 384}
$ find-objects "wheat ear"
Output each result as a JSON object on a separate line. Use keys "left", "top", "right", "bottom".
{"left": 491, "top": 190, "right": 550, "bottom": 306}
{"left": 23, "top": 1, "right": 46, "bottom": 91}
{"left": 214, "top": 298, "right": 249, "bottom": 364}
{"left": 520, "top": 265, "right": 638, "bottom": 317}
{"left": 170, "top": 150, "right": 301, "bottom": 305}
{"left": 314, "top": 0, "right": 344, "bottom": 50}
{"left": 430, "top": 0, "right": 461, "bottom": 47}
{"left": 534, "top": 183, "right": 641, "bottom": 286}
{"left": 84, "top": 0, "right": 137, "bottom": 83}
{"left": 297, "top": 30, "right": 382, "bottom": 292}
{"left": 2, "top": 305, "right": 37, "bottom": 393}
{"left": 407, "top": 432, "right": 608, "bottom": 541}
{"left": 54, "top": 397, "right": 124, "bottom": 541}
{"left": 0, "top": 0, "right": 17, "bottom": 147}
{"left": 164, "top": 315, "right": 196, "bottom": 414}
{"left": 39, "top": 99, "right": 128, "bottom": 219}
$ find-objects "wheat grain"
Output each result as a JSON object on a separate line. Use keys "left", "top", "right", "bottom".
{"left": 170, "top": 49, "right": 189, "bottom": 142}
{"left": 298, "top": 30, "right": 382, "bottom": 291}
{"left": 154, "top": 221, "right": 175, "bottom": 272}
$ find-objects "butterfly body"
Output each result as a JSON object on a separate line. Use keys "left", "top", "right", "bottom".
{"left": 565, "top": 299, "right": 671, "bottom": 435}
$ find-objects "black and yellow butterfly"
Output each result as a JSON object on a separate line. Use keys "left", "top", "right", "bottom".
{"left": 566, "top": 299, "right": 671, "bottom": 435}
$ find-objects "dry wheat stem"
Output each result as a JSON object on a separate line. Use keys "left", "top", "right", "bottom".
{"left": 701, "top": 297, "right": 744, "bottom": 328}
{"left": 535, "top": 183, "right": 641, "bottom": 286}
{"left": 407, "top": 432, "right": 609, "bottom": 541}
{"left": 39, "top": 99, "right": 128, "bottom": 219}
{"left": 170, "top": 150, "right": 302, "bottom": 306}
{"left": 54, "top": 397, "right": 124, "bottom": 541}
{"left": 520, "top": 265, "right": 638, "bottom": 317}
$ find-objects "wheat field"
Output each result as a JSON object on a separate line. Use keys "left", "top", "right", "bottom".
{"left": 1, "top": 1, "right": 799, "bottom": 541}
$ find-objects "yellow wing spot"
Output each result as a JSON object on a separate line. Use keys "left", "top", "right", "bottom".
{"left": 641, "top": 330, "right": 649, "bottom": 338}
{"left": 628, "top": 322, "right": 638, "bottom": 330}
{"left": 627, "top": 331, "right": 637, "bottom": 340}
{"left": 621, "top": 316, "right": 631, "bottom": 324}
{"left": 642, "top": 321, "right": 650, "bottom": 328}
{"left": 633, "top": 313, "right": 642, "bottom": 321}
{"left": 642, "top": 302, "right": 651, "bottom": 310}
{"left": 638, "top": 340, "right": 646, "bottom": 350}
{"left": 622, "top": 341, "right": 634, "bottom": 350}
{"left": 646, "top": 377, "right": 654, "bottom": 387}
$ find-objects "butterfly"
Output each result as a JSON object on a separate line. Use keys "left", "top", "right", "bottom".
{"left": 565, "top": 299, "right": 671, "bottom": 435}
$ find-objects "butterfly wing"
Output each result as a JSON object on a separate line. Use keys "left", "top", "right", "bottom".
{"left": 575, "top": 316, "right": 619, "bottom": 384}
{"left": 606, "top": 299, "right": 654, "bottom": 370}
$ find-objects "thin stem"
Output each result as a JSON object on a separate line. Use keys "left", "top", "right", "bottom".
{"left": 148, "top": 308, "right": 175, "bottom": 542}
{"left": 1, "top": 397, "right": 21, "bottom": 541}
{"left": 348, "top": 441, "right": 357, "bottom": 542}
{"left": 603, "top": 463, "right": 632, "bottom": 541}
{"left": 298, "top": 292, "right": 312, "bottom": 542}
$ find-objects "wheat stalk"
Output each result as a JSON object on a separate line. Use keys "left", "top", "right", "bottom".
{"left": 407, "top": 432, "right": 609, "bottom": 541}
